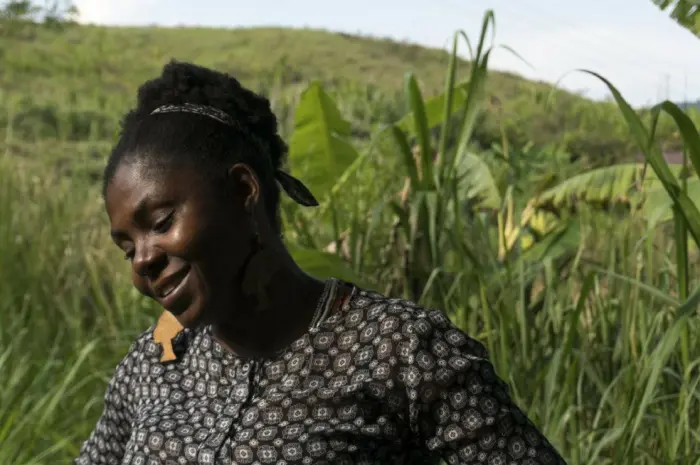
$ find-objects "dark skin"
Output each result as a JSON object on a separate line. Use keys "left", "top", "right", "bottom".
{"left": 105, "top": 156, "right": 331, "bottom": 359}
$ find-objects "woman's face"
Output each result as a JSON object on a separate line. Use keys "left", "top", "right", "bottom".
{"left": 105, "top": 158, "right": 253, "bottom": 328}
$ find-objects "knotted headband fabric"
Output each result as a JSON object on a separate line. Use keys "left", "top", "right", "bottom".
{"left": 150, "top": 103, "right": 319, "bottom": 207}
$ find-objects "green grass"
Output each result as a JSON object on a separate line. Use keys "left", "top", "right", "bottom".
{"left": 1, "top": 14, "right": 700, "bottom": 465}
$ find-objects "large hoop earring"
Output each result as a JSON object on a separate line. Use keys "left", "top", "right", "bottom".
{"left": 240, "top": 222, "right": 279, "bottom": 312}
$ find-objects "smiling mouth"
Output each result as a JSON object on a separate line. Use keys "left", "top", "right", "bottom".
{"left": 159, "top": 279, "right": 183, "bottom": 298}
{"left": 154, "top": 267, "right": 191, "bottom": 305}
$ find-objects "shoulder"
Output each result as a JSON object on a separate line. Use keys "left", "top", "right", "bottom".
{"left": 122, "top": 326, "right": 159, "bottom": 363}
{"left": 337, "top": 287, "right": 489, "bottom": 361}
{"left": 112, "top": 323, "right": 196, "bottom": 376}
{"left": 109, "top": 328, "right": 157, "bottom": 383}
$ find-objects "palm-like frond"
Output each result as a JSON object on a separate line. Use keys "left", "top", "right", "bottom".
{"left": 457, "top": 152, "right": 502, "bottom": 210}
{"left": 528, "top": 162, "right": 692, "bottom": 222}
{"left": 529, "top": 164, "right": 645, "bottom": 212}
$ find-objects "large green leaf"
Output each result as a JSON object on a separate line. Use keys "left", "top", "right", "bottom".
{"left": 530, "top": 163, "right": 690, "bottom": 211}
{"left": 288, "top": 81, "right": 359, "bottom": 200}
{"left": 531, "top": 164, "right": 642, "bottom": 210}
{"left": 651, "top": 0, "right": 700, "bottom": 38}
{"left": 457, "top": 152, "right": 501, "bottom": 210}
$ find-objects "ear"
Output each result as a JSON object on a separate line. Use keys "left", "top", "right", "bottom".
{"left": 227, "top": 163, "right": 261, "bottom": 213}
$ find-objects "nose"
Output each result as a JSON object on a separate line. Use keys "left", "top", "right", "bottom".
{"left": 132, "top": 240, "right": 166, "bottom": 278}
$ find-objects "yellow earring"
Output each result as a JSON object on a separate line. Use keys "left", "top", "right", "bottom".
{"left": 153, "top": 311, "right": 184, "bottom": 362}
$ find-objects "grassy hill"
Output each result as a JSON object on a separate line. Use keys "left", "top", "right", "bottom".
{"left": 1, "top": 21, "right": 686, "bottom": 165}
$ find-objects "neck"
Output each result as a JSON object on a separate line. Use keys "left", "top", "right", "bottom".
{"left": 211, "top": 244, "right": 326, "bottom": 359}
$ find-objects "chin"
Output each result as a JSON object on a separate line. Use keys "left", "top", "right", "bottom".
{"left": 171, "top": 300, "right": 206, "bottom": 329}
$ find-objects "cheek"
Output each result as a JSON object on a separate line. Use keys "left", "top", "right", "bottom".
{"left": 170, "top": 203, "right": 251, "bottom": 281}
{"left": 168, "top": 208, "right": 221, "bottom": 257}
{"left": 132, "top": 272, "right": 150, "bottom": 297}
{"left": 166, "top": 223, "right": 197, "bottom": 257}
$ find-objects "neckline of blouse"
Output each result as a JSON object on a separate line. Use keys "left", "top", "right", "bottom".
{"left": 181, "top": 279, "right": 358, "bottom": 369}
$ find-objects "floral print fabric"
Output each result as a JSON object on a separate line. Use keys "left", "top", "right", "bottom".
{"left": 75, "top": 286, "right": 567, "bottom": 465}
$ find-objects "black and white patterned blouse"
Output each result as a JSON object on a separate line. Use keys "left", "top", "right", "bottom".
{"left": 75, "top": 283, "right": 567, "bottom": 465}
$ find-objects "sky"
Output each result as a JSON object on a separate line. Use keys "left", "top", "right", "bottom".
{"left": 72, "top": 0, "right": 700, "bottom": 107}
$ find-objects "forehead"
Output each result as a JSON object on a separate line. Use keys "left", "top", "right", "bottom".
{"left": 105, "top": 160, "right": 205, "bottom": 220}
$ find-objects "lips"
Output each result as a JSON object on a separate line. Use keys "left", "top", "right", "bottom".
{"left": 159, "top": 279, "right": 181, "bottom": 298}
{"left": 153, "top": 267, "right": 191, "bottom": 312}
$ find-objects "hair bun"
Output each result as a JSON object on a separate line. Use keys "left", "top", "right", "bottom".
{"left": 128, "top": 59, "right": 286, "bottom": 170}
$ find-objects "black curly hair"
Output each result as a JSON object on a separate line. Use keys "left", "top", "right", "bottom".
{"left": 103, "top": 60, "right": 287, "bottom": 232}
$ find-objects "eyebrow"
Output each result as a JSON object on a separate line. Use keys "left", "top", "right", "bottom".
{"left": 109, "top": 196, "right": 152, "bottom": 240}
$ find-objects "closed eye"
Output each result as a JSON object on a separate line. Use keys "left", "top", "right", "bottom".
{"left": 154, "top": 211, "right": 174, "bottom": 233}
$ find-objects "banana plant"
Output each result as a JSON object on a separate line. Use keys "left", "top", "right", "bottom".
{"left": 378, "top": 10, "right": 583, "bottom": 309}
{"left": 527, "top": 160, "right": 698, "bottom": 218}
{"left": 280, "top": 81, "right": 370, "bottom": 285}
{"left": 281, "top": 10, "right": 590, "bottom": 312}
{"left": 379, "top": 10, "right": 496, "bottom": 303}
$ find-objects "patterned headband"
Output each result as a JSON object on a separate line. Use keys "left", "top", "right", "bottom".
{"left": 150, "top": 103, "right": 318, "bottom": 207}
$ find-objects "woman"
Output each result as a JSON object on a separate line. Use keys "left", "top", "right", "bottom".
{"left": 76, "top": 60, "right": 567, "bottom": 465}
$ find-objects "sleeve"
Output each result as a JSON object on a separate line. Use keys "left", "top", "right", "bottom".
{"left": 401, "top": 309, "right": 567, "bottom": 465}
{"left": 74, "top": 344, "right": 139, "bottom": 465}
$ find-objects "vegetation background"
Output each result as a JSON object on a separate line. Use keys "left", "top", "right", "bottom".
{"left": 2, "top": 1, "right": 700, "bottom": 464}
